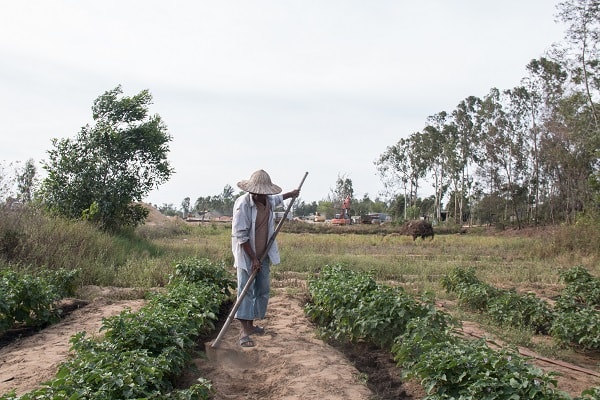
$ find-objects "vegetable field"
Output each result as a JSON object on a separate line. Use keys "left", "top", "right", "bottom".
{"left": 1, "top": 211, "right": 599, "bottom": 399}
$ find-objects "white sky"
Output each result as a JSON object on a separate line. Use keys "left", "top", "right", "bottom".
{"left": 1, "top": 1, "right": 566, "bottom": 206}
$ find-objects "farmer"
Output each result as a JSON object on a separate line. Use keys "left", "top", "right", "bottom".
{"left": 231, "top": 169, "right": 300, "bottom": 347}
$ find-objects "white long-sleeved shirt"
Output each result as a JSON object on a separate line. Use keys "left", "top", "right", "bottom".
{"left": 231, "top": 192, "right": 284, "bottom": 272}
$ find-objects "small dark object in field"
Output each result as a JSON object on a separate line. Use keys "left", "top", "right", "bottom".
{"left": 400, "top": 220, "right": 434, "bottom": 241}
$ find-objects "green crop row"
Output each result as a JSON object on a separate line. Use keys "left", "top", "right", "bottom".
{"left": 441, "top": 266, "right": 555, "bottom": 334}
{"left": 442, "top": 266, "right": 600, "bottom": 350}
{"left": 305, "top": 264, "right": 599, "bottom": 399}
{"left": 304, "top": 264, "right": 435, "bottom": 348}
{"left": 0, "top": 268, "right": 79, "bottom": 334}
{"left": 1, "top": 258, "right": 235, "bottom": 400}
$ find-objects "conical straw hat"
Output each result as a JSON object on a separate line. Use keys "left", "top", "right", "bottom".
{"left": 237, "top": 169, "right": 282, "bottom": 195}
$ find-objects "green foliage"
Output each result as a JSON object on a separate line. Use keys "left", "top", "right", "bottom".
{"left": 0, "top": 206, "right": 171, "bottom": 287}
{"left": 15, "top": 158, "right": 37, "bottom": 203}
{"left": 390, "top": 312, "right": 458, "bottom": 370}
{"left": 440, "top": 266, "right": 481, "bottom": 291}
{"left": 556, "top": 265, "right": 600, "bottom": 308}
{"left": 444, "top": 266, "right": 600, "bottom": 351}
{"left": 304, "top": 265, "right": 378, "bottom": 336}
{"left": 551, "top": 307, "right": 600, "bottom": 350}
{"left": 441, "top": 266, "right": 501, "bottom": 311}
{"left": 1, "top": 259, "right": 225, "bottom": 399}
{"left": 354, "top": 286, "right": 435, "bottom": 348}
{"left": 396, "top": 338, "right": 568, "bottom": 399}
{"left": 0, "top": 268, "right": 78, "bottom": 333}
{"left": 576, "top": 386, "right": 600, "bottom": 400}
{"left": 192, "top": 184, "right": 237, "bottom": 217}
{"left": 550, "top": 266, "right": 600, "bottom": 350}
{"left": 306, "top": 265, "right": 446, "bottom": 348}
{"left": 40, "top": 85, "right": 173, "bottom": 232}
{"left": 170, "top": 257, "right": 236, "bottom": 294}
{"left": 404, "top": 205, "right": 421, "bottom": 220}
{"left": 306, "top": 264, "right": 571, "bottom": 399}
{"left": 442, "top": 266, "right": 555, "bottom": 333}
{"left": 487, "top": 291, "right": 555, "bottom": 334}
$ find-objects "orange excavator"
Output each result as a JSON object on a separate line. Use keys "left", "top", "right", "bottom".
{"left": 331, "top": 195, "right": 351, "bottom": 226}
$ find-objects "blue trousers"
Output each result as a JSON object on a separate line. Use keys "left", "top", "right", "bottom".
{"left": 234, "top": 259, "right": 270, "bottom": 320}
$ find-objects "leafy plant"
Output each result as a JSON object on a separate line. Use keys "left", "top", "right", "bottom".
{"left": 395, "top": 338, "right": 569, "bottom": 399}
{"left": 487, "top": 290, "right": 555, "bottom": 334}
{"left": 550, "top": 266, "right": 600, "bottom": 349}
{"left": 0, "top": 268, "right": 79, "bottom": 334}
{"left": 170, "top": 257, "right": 236, "bottom": 294}
{"left": 551, "top": 306, "right": 600, "bottom": 350}
{"left": 443, "top": 266, "right": 554, "bottom": 333}
{"left": 1, "top": 258, "right": 225, "bottom": 400}
{"left": 441, "top": 266, "right": 500, "bottom": 311}
{"left": 306, "top": 264, "right": 574, "bottom": 399}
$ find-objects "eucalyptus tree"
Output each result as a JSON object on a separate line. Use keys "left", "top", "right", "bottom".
{"left": 16, "top": 158, "right": 37, "bottom": 204}
{"left": 556, "top": 0, "right": 600, "bottom": 220}
{"left": 193, "top": 196, "right": 210, "bottom": 216}
{"left": 504, "top": 87, "right": 536, "bottom": 227}
{"left": 420, "top": 112, "right": 454, "bottom": 223}
{"left": 220, "top": 184, "right": 236, "bottom": 216}
{"left": 181, "top": 197, "right": 190, "bottom": 218}
{"left": 294, "top": 199, "right": 318, "bottom": 217}
{"left": 478, "top": 88, "right": 528, "bottom": 226}
{"left": 541, "top": 91, "right": 598, "bottom": 222}
{"left": 331, "top": 174, "right": 354, "bottom": 205}
{"left": 521, "top": 58, "right": 569, "bottom": 222}
{"left": 376, "top": 138, "right": 411, "bottom": 220}
{"left": 556, "top": 0, "right": 600, "bottom": 127}
{"left": 376, "top": 135, "right": 426, "bottom": 220}
{"left": 452, "top": 96, "right": 483, "bottom": 225}
{"left": 0, "top": 161, "right": 14, "bottom": 202}
{"left": 192, "top": 184, "right": 237, "bottom": 216}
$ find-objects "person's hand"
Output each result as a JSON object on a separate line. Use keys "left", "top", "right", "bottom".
{"left": 290, "top": 189, "right": 300, "bottom": 198}
{"left": 252, "top": 257, "right": 261, "bottom": 273}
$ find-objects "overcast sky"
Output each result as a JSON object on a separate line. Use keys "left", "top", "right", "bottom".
{"left": 1, "top": 1, "right": 566, "bottom": 206}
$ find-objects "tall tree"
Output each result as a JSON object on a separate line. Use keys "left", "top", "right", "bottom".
{"left": 376, "top": 137, "right": 425, "bottom": 219}
{"left": 478, "top": 88, "right": 528, "bottom": 226}
{"left": 16, "top": 158, "right": 37, "bottom": 203}
{"left": 221, "top": 184, "right": 236, "bottom": 215}
{"left": 181, "top": 197, "right": 190, "bottom": 218}
{"left": 521, "top": 58, "right": 569, "bottom": 222}
{"left": 0, "top": 161, "right": 14, "bottom": 202}
{"left": 331, "top": 174, "right": 354, "bottom": 215}
{"left": 40, "top": 86, "right": 173, "bottom": 231}
{"left": 542, "top": 91, "right": 598, "bottom": 221}
{"left": 452, "top": 96, "right": 483, "bottom": 225}
{"left": 557, "top": 0, "right": 600, "bottom": 127}
{"left": 420, "top": 112, "right": 453, "bottom": 223}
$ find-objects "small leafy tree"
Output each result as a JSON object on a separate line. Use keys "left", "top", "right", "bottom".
{"left": 40, "top": 86, "right": 174, "bottom": 231}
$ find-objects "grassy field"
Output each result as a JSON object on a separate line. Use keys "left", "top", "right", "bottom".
{"left": 145, "top": 220, "right": 599, "bottom": 297}
{"left": 3, "top": 206, "right": 598, "bottom": 294}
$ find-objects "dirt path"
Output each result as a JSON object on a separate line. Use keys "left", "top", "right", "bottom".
{"left": 0, "top": 297, "right": 146, "bottom": 396}
{"left": 1, "top": 288, "right": 599, "bottom": 399}
{"left": 188, "top": 294, "right": 375, "bottom": 399}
